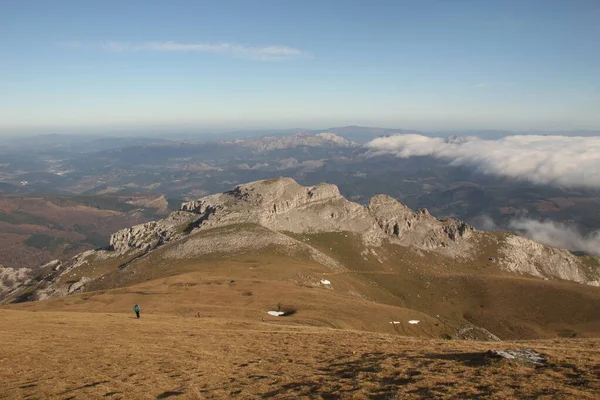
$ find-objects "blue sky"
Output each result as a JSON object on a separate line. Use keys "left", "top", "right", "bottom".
{"left": 1, "top": 0, "right": 599, "bottom": 134}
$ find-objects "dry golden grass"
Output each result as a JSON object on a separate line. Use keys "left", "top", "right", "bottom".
{"left": 1, "top": 309, "right": 599, "bottom": 400}
{"left": 3, "top": 226, "right": 600, "bottom": 398}
{"left": 5, "top": 266, "right": 448, "bottom": 337}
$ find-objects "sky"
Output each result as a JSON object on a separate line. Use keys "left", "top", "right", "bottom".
{"left": 1, "top": 0, "right": 599, "bottom": 135}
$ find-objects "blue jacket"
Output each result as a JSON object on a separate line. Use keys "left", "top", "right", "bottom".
{"left": 133, "top": 305, "right": 140, "bottom": 312}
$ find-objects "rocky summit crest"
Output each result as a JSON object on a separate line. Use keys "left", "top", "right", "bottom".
{"left": 2, "top": 177, "right": 599, "bottom": 304}
{"left": 114, "top": 177, "right": 472, "bottom": 255}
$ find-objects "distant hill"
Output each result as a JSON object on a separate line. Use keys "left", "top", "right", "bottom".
{"left": 0, "top": 193, "right": 170, "bottom": 269}
{"left": 307, "top": 125, "right": 423, "bottom": 143}
{"left": 224, "top": 132, "right": 358, "bottom": 152}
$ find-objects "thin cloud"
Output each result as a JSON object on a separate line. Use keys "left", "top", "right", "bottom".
{"left": 475, "top": 82, "right": 515, "bottom": 88}
{"left": 509, "top": 218, "right": 600, "bottom": 256}
{"left": 59, "top": 41, "right": 91, "bottom": 50}
{"left": 366, "top": 134, "right": 600, "bottom": 189}
{"left": 64, "top": 40, "right": 310, "bottom": 61}
{"left": 101, "top": 41, "right": 132, "bottom": 53}
{"left": 474, "top": 215, "right": 600, "bottom": 255}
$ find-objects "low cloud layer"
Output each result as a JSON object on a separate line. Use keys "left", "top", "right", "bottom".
{"left": 63, "top": 41, "right": 309, "bottom": 61}
{"left": 508, "top": 219, "right": 600, "bottom": 256}
{"left": 366, "top": 134, "right": 600, "bottom": 189}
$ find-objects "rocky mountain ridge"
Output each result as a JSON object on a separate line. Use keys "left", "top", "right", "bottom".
{"left": 2, "top": 178, "right": 599, "bottom": 304}
{"left": 114, "top": 178, "right": 473, "bottom": 255}
{"left": 225, "top": 132, "right": 358, "bottom": 152}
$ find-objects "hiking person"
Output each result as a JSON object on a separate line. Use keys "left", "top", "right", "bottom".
{"left": 133, "top": 304, "right": 140, "bottom": 319}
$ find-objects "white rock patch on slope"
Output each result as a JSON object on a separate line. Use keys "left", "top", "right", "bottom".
{"left": 0, "top": 266, "right": 32, "bottom": 298}
{"left": 499, "top": 235, "right": 599, "bottom": 285}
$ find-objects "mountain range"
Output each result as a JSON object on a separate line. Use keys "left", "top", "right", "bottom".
{"left": 4, "top": 178, "right": 599, "bottom": 340}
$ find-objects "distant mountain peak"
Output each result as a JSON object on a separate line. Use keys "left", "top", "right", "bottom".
{"left": 223, "top": 132, "right": 359, "bottom": 152}
{"left": 443, "top": 135, "right": 479, "bottom": 144}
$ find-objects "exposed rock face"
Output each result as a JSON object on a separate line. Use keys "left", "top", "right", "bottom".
{"left": 315, "top": 132, "right": 356, "bottom": 145}
{"left": 35, "top": 250, "right": 105, "bottom": 301}
{"left": 110, "top": 211, "right": 203, "bottom": 255}
{"left": 368, "top": 194, "right": 473, "bottom": 252}
{"left": 67, "top": 277, "right": 92, "bottom": 295}
{"left": 0, "top": 266, "right": 32, "bottom": 300}
{"left": 499, "top": 235, "right": 600, "bottom": 285}
{"left": 487, "top": 349, "right": 548, "bottom": 366}
{"left": 453, "top": 323, "right": 501, "bottom": 341}
{"left": 42, "top": 260, "right": 62, "bottom": 271}
{"left": 180, "top": 178, "right": 377, "bottom": 237}
{"left": 114, "top": 179, "right": 478, "bottom": 258}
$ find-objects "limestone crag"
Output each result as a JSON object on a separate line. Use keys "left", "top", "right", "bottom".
{"left": 0, "top": 266, "right": 32, "bottom": 300}
{"left": 368, "top": 194, "right": 474, "bottom": 252}
{"left": 453, "top": 323, "right": 501, "bottom": 342}
{"left": 499, "top": 235, "right": 600, "bottom": 285}
{"left": 33, "top": 250, "right": 110, "bottom": 301}
{"left": 109, "top": 211, "right": 202, "bottom": 255}
{"left": 180, "top": 178, "right": 378, "bottom": 237}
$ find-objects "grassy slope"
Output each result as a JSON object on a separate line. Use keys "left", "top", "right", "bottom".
{"left": 285, "top": 231, "right": 600, "bottom": 340}
{"left": 1, "top": 310, "right": 599, "bottom": 399}
{"left": 2, "top": 225, "right": 600, "bottom": 398}
{"left": 11, "top": 224, "right": 600, "bottom": 340}
{"left": 7, "top": 258, "right": 446, "bottom": 337}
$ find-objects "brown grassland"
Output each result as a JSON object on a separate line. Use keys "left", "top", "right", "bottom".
{"left": 0, "top": 194, "right": 164, "bottom": 268}
{"left": 1, "top": 309, "right": 599, "bottom": 399}
{"left": 1, "top": 226, "right": 600, "bottom": 399}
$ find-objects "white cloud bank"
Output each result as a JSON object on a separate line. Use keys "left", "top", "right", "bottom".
{"left": 509, "top": 219, "right": 600, "bottom": 256}
{"left": 63, "top": 40, "right": 309, "bottom": 61}
{"left": 366, "top": 134, "right": 600, "bottom": 189}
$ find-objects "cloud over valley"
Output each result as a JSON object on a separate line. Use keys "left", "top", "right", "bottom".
{"left": 509, "top": 218, "right": 600, "bottom": 256}
{"left": 366, "top": 134, "right": 600, "bottom": 189}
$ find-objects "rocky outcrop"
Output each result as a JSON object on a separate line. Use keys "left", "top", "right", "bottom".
{"left": 486, "top": 349, "right": 548, "bottom": 366}
{"left": 453, "top": 323, "right": 501, "bottom": 341}
{"left": 110, "top": 211, "right": 203, "bottom": 255}
{"left": 368, "top": 194, "right": 473, "bottom": 252}
{"left": 180, "top": 178, "right": 378, "bottom": 237}
{"left": 0, "top": 266, "right": 32, "bottom": 300}
{"left": 114, "top": 179, "right": 478, "bottom": 259}
{"left": 315, "top": 132, "right": 357, "bottom": 146}
{"left": 499, "top": 235, "right": 600, "bottom": 285}
{"left": 111, "top": 178, "right": 598, "bottom": 288}
{"left": 33, "top": 250, "right": 106, "bottom": 301}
